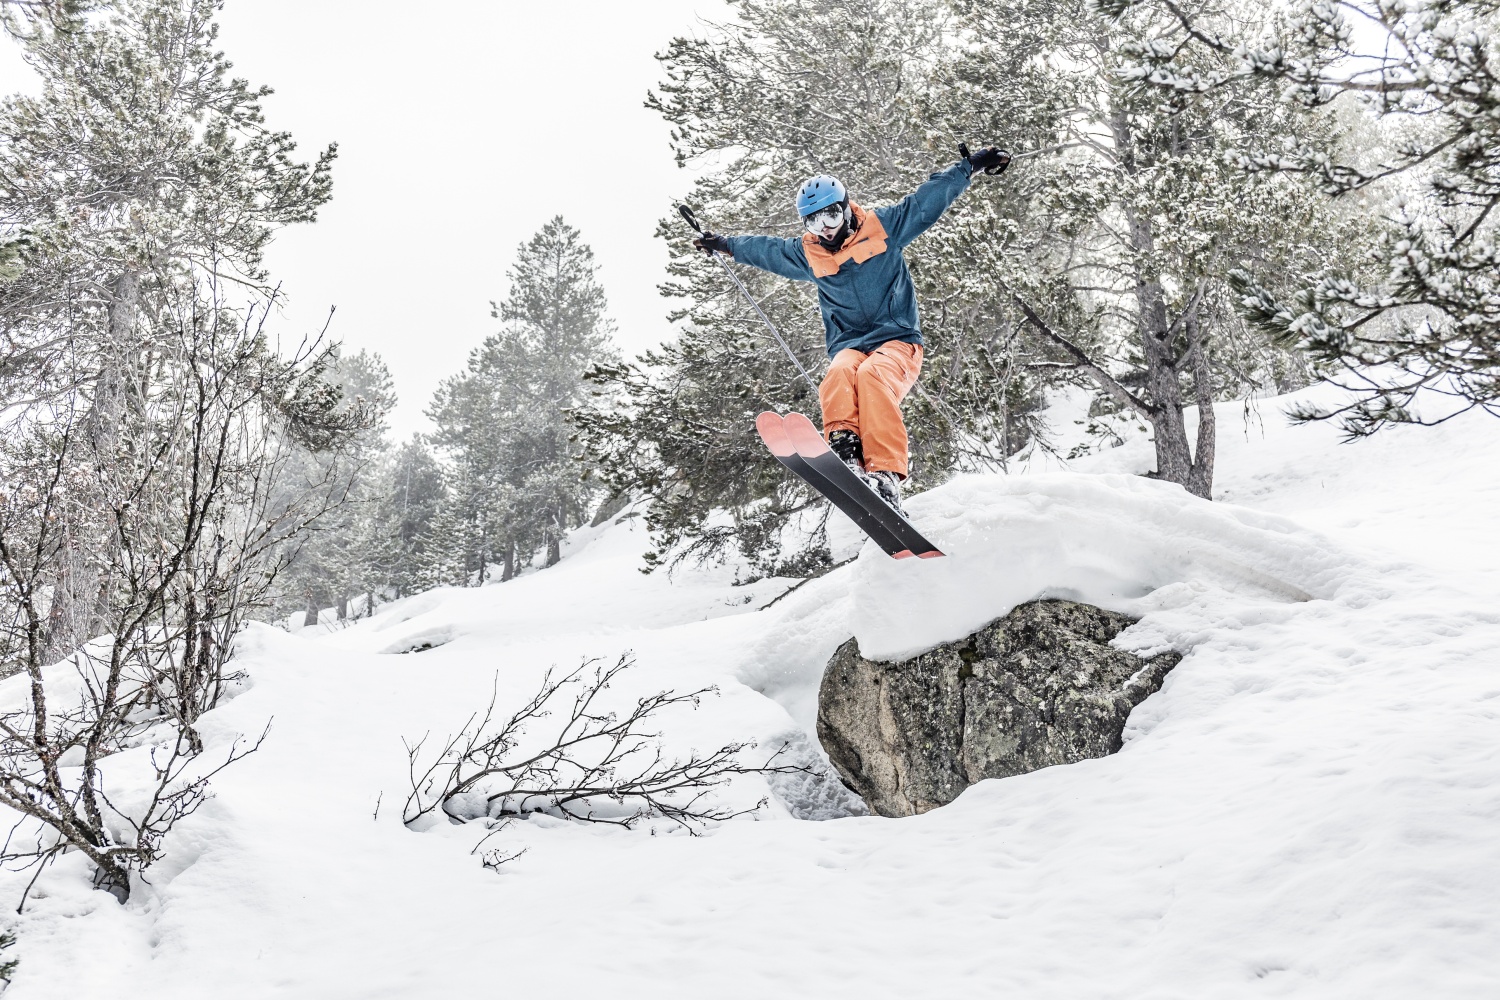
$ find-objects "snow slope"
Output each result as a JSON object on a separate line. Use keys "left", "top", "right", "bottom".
{"left": 6, "top": 385, "right": 1500, "bottom": 998}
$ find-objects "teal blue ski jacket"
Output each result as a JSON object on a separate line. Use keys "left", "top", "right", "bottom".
{"left": 725, "top": 161, "right": 973, "bottom": 358}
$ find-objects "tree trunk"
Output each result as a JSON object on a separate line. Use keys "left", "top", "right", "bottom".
{"left": 1184, "top": 309, "right": 1216, "bottom": 499}
{"left": 1137, "top": 277, "right": 1197, "bottom": 490}
{"left": 43, "top": 271, "right": 139, "bottom": 662}
{"left": 500, "top": 540, "right": 515, "bottom": 582}
{"left": 303, "top": 590, "right": 319, "bottom": 629}
{"left": 1112, "top": 108, "right": 1215, "bottom": 501}
{"left": 545, "top": 501, "right": 564, "bottom": 567}
{"left": 41, "top": 541, "right": 82, "bottom": 664}
{"left": 1120, "top": 201, "right": 1194, "bottom": 492}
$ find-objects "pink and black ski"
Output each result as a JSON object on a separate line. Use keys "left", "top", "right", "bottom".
{"left": 755, "top": 412, "right": 944, "bottom": 560}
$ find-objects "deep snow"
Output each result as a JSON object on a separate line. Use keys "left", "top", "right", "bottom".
{"left": 5, "top": 384, "right": 1500, "bottom": 998}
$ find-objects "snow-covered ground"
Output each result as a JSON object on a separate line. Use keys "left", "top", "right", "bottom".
{"left": 6, "top": 384, "right": 1500, "bottom": 998}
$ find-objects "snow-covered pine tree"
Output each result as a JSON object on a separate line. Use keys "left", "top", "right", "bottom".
{"left": 412, "top": 461, "right": 487, "bottom": 590}
{"left": 577, "top": 0, "right": 1053, "bottom": 573}
{"left": 1102, "top": 0, "right": 1500, "bottom": 435}
{"left": 366, "top": 437, "right": 445, "bottom": 600}
{"left": 497, "top": 217, "right": 618, "bottom": 567}
{"left": 274, "top": 348, "right": 396, "bottom": 625}
{"left": 0, "top": 0, "right": 338, "bottom": 657}
{"left": 0, "top": 1, "right": 92, "bottom": 41}
{"left": 933, "top": 0, "right": 1370, "bottom": 497}
{"left": 425, "top": 333, "right": 524, "bottom": 584}
{"left": 0, "top": 0, "right": 350, "bottom": 899}
{"left": 427, "top": 217, "right": 616, "bottom": 579}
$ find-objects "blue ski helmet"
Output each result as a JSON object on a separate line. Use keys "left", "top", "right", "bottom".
{"left": 796, "top": 175, "right": 847, "bottom": 217}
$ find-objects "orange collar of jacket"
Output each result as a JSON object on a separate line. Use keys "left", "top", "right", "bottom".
{"left": 802, "top": 202, "right": 887, "bottom": 278}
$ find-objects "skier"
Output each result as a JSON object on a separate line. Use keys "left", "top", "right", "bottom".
{"left": 693, "top": 145, "right": 1010, "bottom": 514}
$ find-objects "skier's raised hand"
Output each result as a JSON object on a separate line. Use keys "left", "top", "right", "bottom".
{"left": 693, "top": 232, "right": 733, "bottom": 257}
{"left": 961, "top": 143, "right": 1011, "bottom": 176}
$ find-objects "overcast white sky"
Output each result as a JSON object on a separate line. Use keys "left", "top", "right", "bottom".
{"left": 0, "top": 1, "right": 731, "bottom": 438}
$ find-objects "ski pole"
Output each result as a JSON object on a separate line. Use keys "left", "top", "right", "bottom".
{"left": 677, "top": 204, "right": 819, "bottom": 393}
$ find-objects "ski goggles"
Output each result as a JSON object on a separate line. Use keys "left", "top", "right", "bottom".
{"left": 802, "top": 205, "right": 846, "bottom": 232}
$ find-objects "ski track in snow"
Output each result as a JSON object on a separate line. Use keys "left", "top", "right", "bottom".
{"left": 5, "top": 384, "right": 1500, "bottom": 998}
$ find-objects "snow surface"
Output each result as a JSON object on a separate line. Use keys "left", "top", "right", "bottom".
{"left": 5, "top": 383, "right": 1500, "bottom": 998}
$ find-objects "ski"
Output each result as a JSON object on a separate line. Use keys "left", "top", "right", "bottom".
{"left": 755, "top": 412, "right": 913, "bottom": 559}
{"left": 780, "top": 413, "right": 944, "bottom": 559}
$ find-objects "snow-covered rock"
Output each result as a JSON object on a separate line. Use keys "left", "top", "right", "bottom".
{"left": 818, "top": 599, "right": 1181, "bottom": 817}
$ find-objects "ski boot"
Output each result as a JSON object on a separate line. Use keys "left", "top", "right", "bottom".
{"left": 827, "top": 429, "right": 864, "bottom": 476}
{"left": 866, "top": 469, "right": 905, "bottom": 517}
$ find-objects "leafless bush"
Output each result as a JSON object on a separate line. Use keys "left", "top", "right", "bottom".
{"left": 403, "top": 653, "right": 801, "bottom": 844}
{"left": 0, "top": 289, "right": 361, "bottom": 906}
{"left": 0, "top": 0, "right": 344, "bottom": 908}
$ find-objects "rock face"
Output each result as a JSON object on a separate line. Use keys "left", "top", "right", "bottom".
{"left": 816, "top": 599, "right": 1181, "bottom": 817}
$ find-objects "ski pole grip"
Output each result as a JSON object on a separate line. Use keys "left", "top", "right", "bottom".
{"left": 678, "top": 204, "right": 704, "bottom": 234}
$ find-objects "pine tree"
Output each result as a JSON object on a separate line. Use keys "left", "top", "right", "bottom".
{"left": 274, "top": 348, "right": 396, "bottom": 624}
{"left": 934, "top": 0, "right": 1370, "bottom": 498}
{"left": 0, "top": 0, "right": 337, "bottom": 655}
{"left": 427, "top": 217, "right": 616, "bottom": 578}
{"left": 578, "top": 0, "right": 1051, "bottom": 572}
{"left": 1103, "top": 0, "right": 1500, "bottom": 435}
{"left": 413, "top": 462, "right": 480, "bottom": 590}
{"left": 368, "top": 437, "right": 445, "bottom": 599}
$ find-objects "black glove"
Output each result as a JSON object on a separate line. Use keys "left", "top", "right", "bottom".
{"left": 693, "top": 232, "right": 732, "bottom": 257}
{"left": 961, "top": 143, "right": 1011, "bottom": 176}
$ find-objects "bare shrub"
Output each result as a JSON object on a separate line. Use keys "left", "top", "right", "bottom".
{"left": 0, "top": 0, "right": 341, "bottom": 907}
{"left": 0, "top": 289, "right": 358, "bottom": 905}
{"left": 403, "top": 653, "right": 801, "bottom": 850}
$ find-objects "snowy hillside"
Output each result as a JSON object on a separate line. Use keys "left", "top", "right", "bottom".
{"left": 6, "top": 384, "right": 1500, "bottom": 998}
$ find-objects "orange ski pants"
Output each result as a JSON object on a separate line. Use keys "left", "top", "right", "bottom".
{"left": 819, "top": 340, "right": 924, "bottom": 479}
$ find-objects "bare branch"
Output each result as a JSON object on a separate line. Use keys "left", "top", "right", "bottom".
{"left": 403, "top": 653, "right": 806, "bottom": 854}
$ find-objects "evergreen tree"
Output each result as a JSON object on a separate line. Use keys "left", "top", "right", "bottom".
{"left": 0, "top": 0, "right": 357, "bottom": 898}
{"left": 577, "top": 0, "right": 1051, "bottom": 573}
{"left": 413, "top": 461, "right": 482, "bottom": 589}
{"left": 368, "top": 437, "right": 445, "bottom": 599}
{"left": 937, "top": 0, "right": 1372, "bottom": 498}
{"left": 0, "top": 0, "right": 337, "bottom": 656}
{"left": 427, "top": 217, "right": 616, "bottom": 579}
{"left": 1104, "top": 0, "right": 1500, "bottom": 435}
{"left": 275, "top": 348, "right": 396, "bottom": 624}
